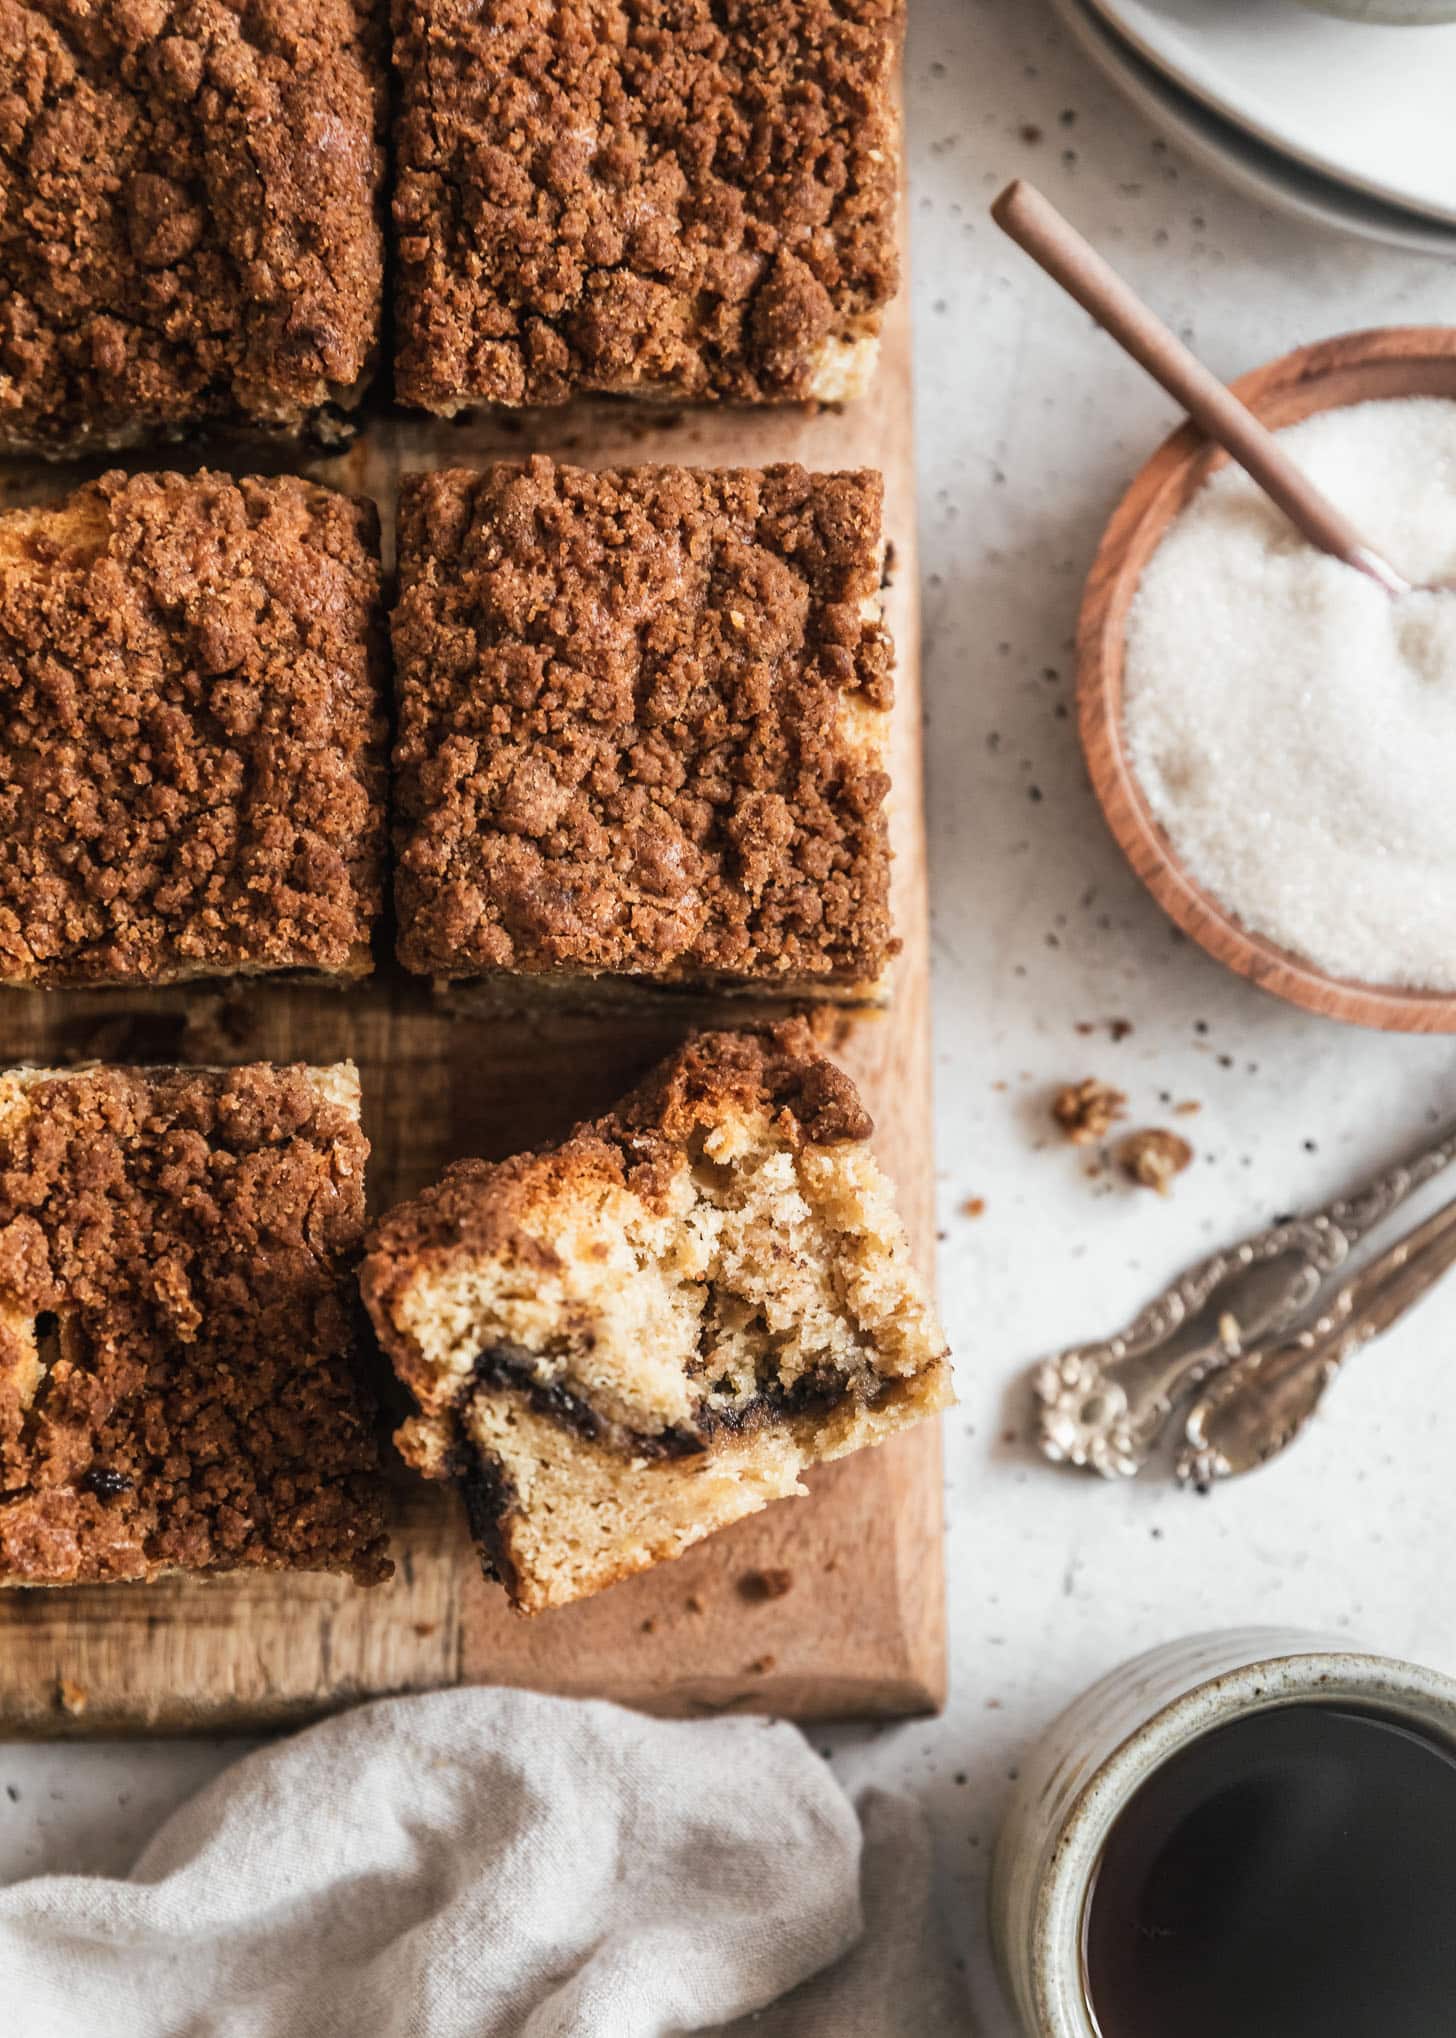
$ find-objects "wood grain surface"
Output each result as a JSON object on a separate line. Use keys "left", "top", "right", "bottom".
{"left": 1080, "top": 324, "right": 1456, "bottom": 1037}
{"left": 0, "top": 268, "right": 946, "bottom": 1734}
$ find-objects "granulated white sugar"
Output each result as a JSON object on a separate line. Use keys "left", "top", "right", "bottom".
{"left": 1124, "top": 396, "right": 1456, "bottom": 991}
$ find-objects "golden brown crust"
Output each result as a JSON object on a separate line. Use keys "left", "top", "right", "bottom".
{"left": 0, "top": 0, "right": 386, "bottom": 454}
{"left": 390, "top": 0, "right": 902, "bottom": 411}
{"left": 0, "top": 470, "right": 387, "bottom": 986}
{"left": 360, "top": 1018, "right": 871, "bottom": 1342}
{"left": 622, "top": 1018, "right": 874, "bottom": 1147}
{"left": 391, "top": 458, "right": 895, "bottom": 989}
{"left": 0, "top": 1062, "right": 390, "bottom": 1586}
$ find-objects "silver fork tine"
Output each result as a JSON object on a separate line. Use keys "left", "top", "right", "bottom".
{"left": 1178, "top": 1192, "right": 1456, "bottom": 1489}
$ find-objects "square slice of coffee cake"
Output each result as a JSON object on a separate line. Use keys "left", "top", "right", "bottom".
{"left": 0, "top": 470, "right": 387, "bottom": 986}
{"left": 360, "top": 1022, "right": 948, "bottom": 1612}
{"left": 391, "top": 0, "right": 901, "bottom": 411}
{"left": 391, "top": 458, "right": 895, "bottom": 1002}
{"left": 0, "top": 0, "right": 385, "bottom": 455}
{"left": 0, "top": 1061, "right": 390, "bottom": 1587}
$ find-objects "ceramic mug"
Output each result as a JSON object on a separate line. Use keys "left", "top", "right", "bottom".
{"left": 988, "top": 1627, "right": 1456, "bottom": 2038}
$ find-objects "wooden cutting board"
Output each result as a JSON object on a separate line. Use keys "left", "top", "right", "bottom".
{"left": 0, "top": 260, "right": 945, "bottom": 1734}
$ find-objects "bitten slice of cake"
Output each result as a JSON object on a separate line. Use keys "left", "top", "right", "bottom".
{"left": 0, "top": 470, "right": 387, "bottom": 986}
{"left": 0, "top": 1061, "right": 390, "bottom": 1587}
{"left": 391, "top": 458, "right": 896, "bottom": 1001}
{"left": 391, "top": 0, "right": 902, "bottom": 411}
{"left": 360, "top": 1022, "right": 949, "bottom": 1612}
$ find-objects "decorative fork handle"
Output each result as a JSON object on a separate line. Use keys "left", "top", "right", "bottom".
{"left": 1178, "top": 1192, "right": 1456, "bottom": 1489}
{"left": 1034, "top": 1115, "right": 1456, "bottom": 1479}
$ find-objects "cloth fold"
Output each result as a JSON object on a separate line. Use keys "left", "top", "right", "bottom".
{"left": 0, "top": 1687, "right": 970, "bottom": 2037}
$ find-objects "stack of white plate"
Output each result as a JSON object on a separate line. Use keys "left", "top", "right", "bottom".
{"left": 1049, "top": 0, "right": 1456, "bottom": 255}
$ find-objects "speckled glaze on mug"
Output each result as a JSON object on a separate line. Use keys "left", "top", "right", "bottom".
{"left": 988, "top": 1628, "right": 1456, "bottom": 2038}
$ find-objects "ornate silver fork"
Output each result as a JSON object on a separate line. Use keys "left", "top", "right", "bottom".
{"left": 1034, "top": 1116, "right": 1456, "bottom": 1480}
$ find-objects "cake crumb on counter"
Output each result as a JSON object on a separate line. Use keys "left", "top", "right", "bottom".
{"left": 1052, "top": 1079, "right": 1127, "bottom": 1146}
{"left": 1118, "top": 1128, "right": 1194, "bottom": 1196}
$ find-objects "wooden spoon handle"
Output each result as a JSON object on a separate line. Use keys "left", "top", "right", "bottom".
{"left": 991, "top": 179, "right": 1408, "bottom": 596}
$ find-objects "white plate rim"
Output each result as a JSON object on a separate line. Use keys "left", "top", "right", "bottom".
{"left": 1049, "top": 0, "right": 1456, "bottom": 259}
{"left": 1081, "top": 0, "right": 1456, "bottom": 226}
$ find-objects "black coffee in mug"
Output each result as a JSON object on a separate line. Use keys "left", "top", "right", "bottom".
{"left": 1081, "top": 1702, "right": 1456, "bottom": 2037}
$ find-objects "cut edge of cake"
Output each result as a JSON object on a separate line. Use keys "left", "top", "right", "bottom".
{"left": 360, "top": 1022, "right": 950, "bottom": 1613}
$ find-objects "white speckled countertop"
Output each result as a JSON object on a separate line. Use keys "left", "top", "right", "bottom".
{"left": 6, "top": 6, "right": 1456, "bottom": 2032}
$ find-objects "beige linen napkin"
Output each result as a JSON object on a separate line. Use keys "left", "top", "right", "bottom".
{"left": 0, "top": 1688, "right": 971, "bottom": 2037}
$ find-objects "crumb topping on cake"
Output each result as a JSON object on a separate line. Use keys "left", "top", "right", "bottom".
{"left": 0, "top": 1061, "right": 390, "bottom": 1585}
{"left": 363, "top": 1020, "right": 873, "bottom": 1285}
{"left": 391, "top": 0, "right": 901, "bottom": 409}
{"left": 0, "top": 469, "right": 387, "bottom": 985}
{"left": 0, "top": 0, "right": 385, "bottom": 453}
{"left": 392, "top": 458, "right": 894, "bottom": 988}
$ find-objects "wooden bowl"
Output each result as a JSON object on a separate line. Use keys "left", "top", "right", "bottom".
{"left": 1079, "top": 325, "right": 1456, "bottom": 1035}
